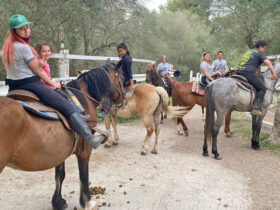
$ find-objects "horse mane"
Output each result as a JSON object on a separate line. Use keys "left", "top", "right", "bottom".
{"left": 67, "top": 79, "right": 88, "bottom": 109}
{"left": 67, "top": 68, "right": 112, "bottom": 108}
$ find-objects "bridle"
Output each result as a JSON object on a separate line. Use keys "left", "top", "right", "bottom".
{"left": 101, "top": 65, "right": 126, "bottom": 110}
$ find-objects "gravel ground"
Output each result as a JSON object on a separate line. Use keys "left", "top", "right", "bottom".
{"left": 0, "top": 106, "right": 279, "bottom": 210}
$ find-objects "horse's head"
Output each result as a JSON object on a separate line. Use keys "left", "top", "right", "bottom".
{"left": 146, "top": 63, "right": 156, "bottom": 73}
{"left": 103, "top": 59, "right": 125, "bottom": 105}
{"left": 145, "top": 63, "right": 158, "bottom": 84}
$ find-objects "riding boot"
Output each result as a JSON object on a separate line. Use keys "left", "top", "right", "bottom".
{"left": 68, "top": 112, "right": 105, "bottom": 149}
{"left": 97, "top": 97, "right": 112, "bottom": 118}
{"left": 252, "top": 98, "right": 263, "bottom": 116}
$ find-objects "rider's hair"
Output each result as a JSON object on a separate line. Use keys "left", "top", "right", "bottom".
{"left": 201, "top": 52, "right": 211, "bottom": 64}
{"left": 35, "top": 43, "right": 52, "bottom": 58}
{"left": 255, "top": 40, "right": 267, "bottom": 49}
{"left": 2, "top": 29, "right": 38, "bottom": 69}
{"left": 117, "top": 43, "right": 130, "bottom": 56}
{"left": 217, "top": 51, "right": 223, "bottom": 55}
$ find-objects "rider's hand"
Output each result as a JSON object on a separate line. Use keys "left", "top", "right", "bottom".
{"left": 54, "top": 83, "right": 61, "bottom": 90}
{"left": 128, "top": 85, "right": 134, "bottom": 92}
{"left": 270, "top": 74, "right": 277, "bottom": 80}
{"left": 39, "top": 60, "right": 45, "bottom": 67}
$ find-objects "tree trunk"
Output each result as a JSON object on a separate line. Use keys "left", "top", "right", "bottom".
{"left": 268, "top": 104, "right": 280, "bottom": 144}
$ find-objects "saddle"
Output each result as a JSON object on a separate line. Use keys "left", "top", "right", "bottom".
{"left": 231, "top": 75, "right": 254, "bottom": 92}
{"left": 7, "top": 90, "right": 71, "bottom": 130}
{"left": 192, "top": 82, "right": 205, "bottom": 96}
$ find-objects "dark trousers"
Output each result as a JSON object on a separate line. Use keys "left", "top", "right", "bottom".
{"left": 236, "top": 71, "right": 266, "bottom": 102}
{"left": 201, "top": 75, "right": 219, "bottom": 86}
{"left": 7, "top": 77, "right": 76, "bottom": 118}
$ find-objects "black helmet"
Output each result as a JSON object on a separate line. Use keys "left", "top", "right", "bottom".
{"left": 174, "top": 70, "right": 181, "bottom": 78}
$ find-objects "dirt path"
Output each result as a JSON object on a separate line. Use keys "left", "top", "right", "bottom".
{"left": 0, "top": 106, "right": 279, "bottom": 210}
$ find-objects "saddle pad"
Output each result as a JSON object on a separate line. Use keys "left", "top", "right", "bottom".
{"left": 19, "top": 101, "right": 71, "bottom": 130}
{"left": 232, "top": 79, "right": 254, "bottom": 92}
{"left": 192, "top": 82, "right": 205, "bottom": 96}
{"left": 7, "top": 89, "right": 40, "bottom": 102}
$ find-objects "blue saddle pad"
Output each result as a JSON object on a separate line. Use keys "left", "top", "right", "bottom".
{"left": 19, "top": 101, "right": 61, "bottom": 120}
{"left": 232, "top": 79, "right": 254, "bottom": 92}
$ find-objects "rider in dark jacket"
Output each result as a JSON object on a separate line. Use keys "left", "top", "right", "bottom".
{"left": 116, "top": 43, "right": 134, "bottom": 91}
{"left": 98, "top": 43, "right": 133, "bottom": 118}
{"left": 236, "top": 40, "right": 276, "bottom": 115}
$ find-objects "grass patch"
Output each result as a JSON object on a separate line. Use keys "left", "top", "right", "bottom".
{"left": 97, "top": 115, "right": 140, "bottom": 123}
{"left": 116, "top": 115, "right": 140, "bottom": 123}
{"left": 229, "top": 111, "right": 239, "bottom": 123}
{"left": 231, "top": 113, "right": 280, "bottom": 154}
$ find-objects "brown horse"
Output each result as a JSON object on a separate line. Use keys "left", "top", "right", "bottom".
{"left": 0, "top": 63, "right": 117, "bottom": 210}
{"left": 172, "top": 82, "right": 232, "bottom": 137}
{"left": 146, "top": 64, "right": 175, "bottom": 123}
{"left": 104, "top": 83, "right": 189, "bottom": 155}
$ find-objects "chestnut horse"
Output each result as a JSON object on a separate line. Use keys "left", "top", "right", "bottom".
{"left": 172, "top": 82, "right": 232, "bottom": 137}
{"left": 0, "top": 63, "right": 117, "bottom": 210}
{"left": 104, "top": 83, "right": 189, "bottom": 155}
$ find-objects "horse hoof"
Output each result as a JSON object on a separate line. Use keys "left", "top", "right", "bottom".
{"left": 226, "top": 132, "right": 234, "bottom": 138}
{"left": 177, "top": 131, "right": 183, "bottom": 135}
{"left": 251, "top": 141, "right": 260, "bottom": 150}
{"left": 104, "top": 142, "right": 112, "bottom": 148}
{"left": 214, "top": 154, "right": 222, "bottom": 160}
{"left": 141, "top": 150, "right": 147, "bottom": 155}
{"left": 82, "top": 200, "right": 98, "bottom": 210}
{"left": 160, "top": 121, "right": 164, "bottom": 124}
{"left": 53, "top": 199, "right": 68, "bottom": 210}
{"left": 203, "top": 152, "right": 209, "bottom": 157}
{"left": 184, "top": 132, "right": 189, "bottom": 137}
{"left": 113, "top": 141, "right": 119, "bottom": 145}
{"left": 151, "top": 149, "right": 158, "bottom": 154}
{"left": 251, "top": 145, "right": 261, "bottom": 150}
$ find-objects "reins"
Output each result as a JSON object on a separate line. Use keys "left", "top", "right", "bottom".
{"left": 65, "top": 86, "right": 111, "bottom": 110}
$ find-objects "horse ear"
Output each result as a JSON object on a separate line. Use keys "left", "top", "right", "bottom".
{"left": 106, "top": 58, "right": 111, "bottom": 64}
{"left": 77, "top": 70, "right": 82, "bottom": 76}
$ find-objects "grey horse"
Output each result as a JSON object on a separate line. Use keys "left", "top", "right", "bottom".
{"left": 204, "top": 59, "right": 280, "bottom": 159}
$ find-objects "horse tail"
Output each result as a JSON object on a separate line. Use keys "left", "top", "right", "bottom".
{"left": 156, "top": 86, "right": 189, "bottom": 117}
{"left": 205, "top": 83, "right": 215, "bottom": 142}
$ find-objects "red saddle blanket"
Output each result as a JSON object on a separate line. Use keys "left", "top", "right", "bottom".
{"left": 192, "top": 82, "right": 205, "bottom": 96}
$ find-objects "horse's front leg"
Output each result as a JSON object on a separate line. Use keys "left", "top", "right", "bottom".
{"left": 76, "top": 151, "right": 98, "bottom": 210}
{"left": 104, "top": 115, "right": 113, "bottom": 147}
{"left": 52, "top": 162, "right": 68, "bottom": 210}
{"left": 251, "top": 115, "right": 263, "bottom": 150}
{"left": 111, "top": 113, "right": 120, "bottom": 145}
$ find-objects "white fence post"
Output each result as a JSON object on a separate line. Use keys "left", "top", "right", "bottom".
{"left": 58, "top": 49, "right": 70, "bottom": 78}
{"left": 190, "top": 70, "right": 193, "bottom": 81}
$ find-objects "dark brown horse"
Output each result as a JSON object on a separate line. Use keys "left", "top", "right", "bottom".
{"left": 172, "top": 82, "right": 232, "bottom": 137}
{"left": 0, "top": 63, "right": 118, "bottom": 210}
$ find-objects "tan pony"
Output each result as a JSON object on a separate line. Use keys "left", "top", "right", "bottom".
{"left": 104, "top": 83, "right": 189, "bottom": 155}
